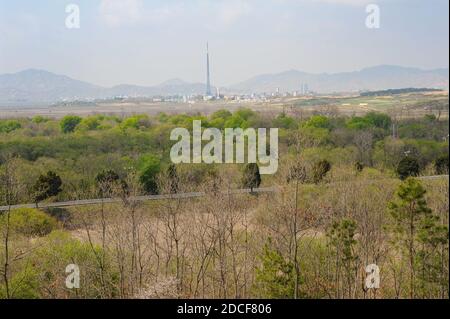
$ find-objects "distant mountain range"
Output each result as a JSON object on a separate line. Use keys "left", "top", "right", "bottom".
{"left": 0, "top": 65, "right": 448, "bottom": 105}
{"left": 229, "top": 65, "right": 449, "bottom": 94}
{"left": 0, "top": 69, "right": 209, "bottom": 105}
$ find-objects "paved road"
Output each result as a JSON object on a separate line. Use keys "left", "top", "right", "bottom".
{"left": 0, "top": 175, "right": 448, "bottom": 212}
{"left": 0, "top": 187, "right": 278, "bottom": 211}
{"left": 418, "top": 175, "right": 449, "bottom": 180}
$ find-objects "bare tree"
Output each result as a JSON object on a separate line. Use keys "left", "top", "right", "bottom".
{"left": 0, "top": 156, "right": 24, "bottom": 299}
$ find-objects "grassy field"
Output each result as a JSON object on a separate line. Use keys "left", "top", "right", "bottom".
{"left": 290, "top": 91, "right": 449, "bottom": 117}
{"left": 0, "top": 91, "right": 447, "bottom": 119}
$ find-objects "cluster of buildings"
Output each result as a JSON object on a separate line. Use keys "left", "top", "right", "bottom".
{"left": 199, "top": 43, "right": 312, "bottom": 103}
{"left": 144, "top": 87, "right": 313, "bottom": 104}
{"left": 104, "top": 43, "right": 314, "bottom": 104}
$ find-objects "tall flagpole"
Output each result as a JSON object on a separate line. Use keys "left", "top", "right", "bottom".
{"left": 206, "top": 42, "right": 212, "bottom": 96}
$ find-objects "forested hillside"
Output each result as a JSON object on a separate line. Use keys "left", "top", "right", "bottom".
{"left": 0, "top": 108, "right": 448, "bottom": 299}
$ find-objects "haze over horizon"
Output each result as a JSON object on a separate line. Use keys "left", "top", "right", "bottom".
{"left": 0, "top": 0, "right": 448, "bottom": 87}
{"left": 2, "top": 64, "right": 449, "bottom": 89}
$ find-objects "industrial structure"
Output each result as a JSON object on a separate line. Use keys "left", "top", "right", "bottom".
{"left": 205, "top": 42, "right": 212, "bottom": 97}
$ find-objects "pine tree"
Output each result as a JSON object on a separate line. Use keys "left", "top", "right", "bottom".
{"left": 416, "top": 213, "right": 449, "bottom": 298}
{"left": 254, "top": 239, "right": 296, "bottom": 298}
{"left": 326, "top": 218, "right": 359, "bottom": 298}
{"left": 388, "top": 178, "right": 433, "bottom": 298}
{"left": 434, "top": 154, "right": 449, "bottom": 175}
{"left": 242, "top": 163, "right": 261, "bottom": 192}
{"left": 32, "top": 171, "right": 62, "bottom": 206}
{"left": 397, "top": 157, "right": 420, "bottom": 180}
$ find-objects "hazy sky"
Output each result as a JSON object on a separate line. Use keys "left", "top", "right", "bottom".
{"left": 0, "top": 0, "right": 448, "bottom": 87}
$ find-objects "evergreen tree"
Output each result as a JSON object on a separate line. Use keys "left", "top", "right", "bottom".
{"left": 242, "top": 163, "right": 261, "bottom": 192}
{"left": 254, "top": 239, "right": 296, "bottom": 298}
{"left": 387, "top": 178, "right": 439, "bottom": 298}
{"left": 138, "top": 155, "right": 161, "bottom": 195}
{"left": 416, "top": 214, "right": 449, "bottom": 298}
{"left": 326, "top": 218, "right": 359, "bottom": 298}
{"left": 32, "top": 171, "right": 62, "bottom": 205}
{"left": 434, "top": 154, "right": 449, "bottom": 175}
{"left": 397, "top": 157, "right": 420, "bottom": 180}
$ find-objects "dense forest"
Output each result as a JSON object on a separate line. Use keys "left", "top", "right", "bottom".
{"left": 0, "top": 108, "right": 449, "bottom": 299}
